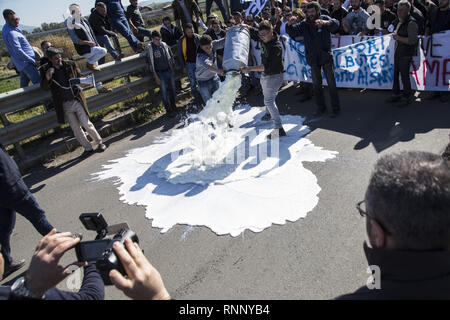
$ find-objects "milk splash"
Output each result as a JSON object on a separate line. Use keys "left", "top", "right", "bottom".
{"left": 92, "top": 74, "right": 338, "bottom": 237}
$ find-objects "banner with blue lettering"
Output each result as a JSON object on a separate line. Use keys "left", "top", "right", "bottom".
{"left": 282, "top": 31, "right": 450, "bottom": 91}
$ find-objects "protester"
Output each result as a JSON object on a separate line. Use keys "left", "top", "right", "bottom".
{"left": 287, "top": 1, "right": 341, "bottom": 118}
{"left": 179, "top": 23, "right": 202, "bottom": 105}
{"left": 195, "top": 34, "right": 225, "bottom": 104}
{"left": 95, "top": 0, "right": 145, "bottom": 53}
{"left": 343, "top": 0, "right": 370, "bottom": 34}
{"left": 0, "top": 145, "right": 54, "bottom": 280}
{"left": 386, "top": 0, "right": 418, "bottom": 107}
{"left": 424, "top": 0, "right": 450, "bottom": 102}
{"left": 39, "top": 41, "right": 53, "bottom": 67}
{"left": 319, "top": 0, "right": 333, "bottom": 14}
{"left": 40, "top": 48, "right": 107, "bottom": 156}
{"left": 66, "top": 4, "right": 111, "bottom": 94}
{"left": 242, "top": 21, "right": 287, "bottom": 139}
{"left": 2, "top": 9, "right": 40, "bottom": 88}
{"left": 89, "top": 2, "right": 123, "bottom": 64}
{"left": 172, "top": 0, "right": 203, "bottom": 33}
{"left": 160, "top": 16, "right": 183, "bottom": 46}
{"left": 148, "top": 31, "right": 178, "bottom": 117}
{"left": 369, "top": 0, "right": 397, "bottom": 35}
{"left": 331, "top": 0, "right": 349, "bottom": 35}
{"left": 126, "top": 0, "right": 153, "bottom": 42}
{"left": 420, "top": 0, "right": 438, "bottom": 26}
{"left": 205, "top": 19, "right": 226, "bottom": 76}
{"left": 6, "top": 229, "right": 105, "bottom": 300}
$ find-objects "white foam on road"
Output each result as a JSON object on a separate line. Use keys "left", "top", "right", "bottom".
{"left": 91, "top": 105, "right": 337, "bottom": 237}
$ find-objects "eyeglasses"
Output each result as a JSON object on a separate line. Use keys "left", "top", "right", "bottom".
{"left": 356, "top": 200, "right": 392, "bottom": 235}
{"left": 258, "top": 31, "right": 270, "bottom": 38}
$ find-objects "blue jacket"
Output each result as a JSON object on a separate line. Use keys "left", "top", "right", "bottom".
{"left": 1, "top": 24, "right": 35, "bottom": 72}
{"left": 286, "top": 16, "right": 339, "bottom": 66}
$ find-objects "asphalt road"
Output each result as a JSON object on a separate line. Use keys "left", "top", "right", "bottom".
{"left": 2, "top": 85, "right": 449, "bottom": 300}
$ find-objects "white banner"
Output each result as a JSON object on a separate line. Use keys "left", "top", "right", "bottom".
{"left": 283, "top": 31, "right": 450, "bottom": 91}
{"left": 245, "top": 0, "right": 269, "bottom": 18}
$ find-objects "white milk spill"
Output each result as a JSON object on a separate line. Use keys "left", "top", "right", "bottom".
{"left": 92, "top": 74, "right": 338, "bottom": 237}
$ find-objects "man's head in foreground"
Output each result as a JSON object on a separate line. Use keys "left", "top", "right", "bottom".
{"left": 362, "top": 151, "right": 450, "bottom": 251}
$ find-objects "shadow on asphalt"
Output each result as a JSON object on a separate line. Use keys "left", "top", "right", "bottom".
{"left": 249, "top": 85, "right": 450, "bottom": 153}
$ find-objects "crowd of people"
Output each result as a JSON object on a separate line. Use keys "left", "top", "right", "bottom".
{"left": 0, "top": 0, "right": 450, "bottom": 301}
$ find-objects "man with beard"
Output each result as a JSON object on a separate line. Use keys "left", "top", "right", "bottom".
{"left": 286, "top": 1, "right": 341, "bottom": 118}
{"left": 343, "top": 0, "right": 370, "bottom": 34}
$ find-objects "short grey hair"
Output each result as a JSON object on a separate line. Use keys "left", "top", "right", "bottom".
{"left": 365, "top": 151, "right": 450, "bottom": 250}
{"left": 397, "top": 0, "right": 411, "bottom": 10}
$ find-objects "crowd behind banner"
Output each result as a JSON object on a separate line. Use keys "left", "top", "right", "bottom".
{"left": 282, "top": 31, "right": 450, "bottom": 91}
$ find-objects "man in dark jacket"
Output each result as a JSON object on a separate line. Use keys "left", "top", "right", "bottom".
{"left": 242, "top": 21, "right": 287, "bottom": 139}
{"left": 160, "top": 16, "right": 183, "bottom": 47}
{"left": 0, "top": 145, "right": 54, "bottom": 280}
{"left": 126, "top": 0, "right": 153, "bottom": 42}
{"left": 286, "top": 1, "right": 341, "bottom": 118}
{"left": 385, "top": 0, "right": 418, "bottom": 107}
{"left": 337, "top": 151, "right": 450, "bottom": 300}
{"left": 89, "top": 2, "right": 123, "bottom": 64}
{"left": 40, "top": 48, "right": 107, "bottom": 155}
{"left": 179, "top": 23, "right": 202, "bottom": 104}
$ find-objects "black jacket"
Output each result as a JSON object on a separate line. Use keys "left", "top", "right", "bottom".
{"left": 286, "top": 15, "right": 339, "bottom": 66}
{"left": 337, "top": 242, "right": 450, "bottom": 300}
{"left": 249, "top": 29, "right": 284, "bottom": 75}
{"left": 160, "top": 24, "right": 183, "bottom": 47}
{"left": 88, "top": 8, "right": 116, "bottom": 37}
{"left": 0, "top": 146, "right": 24, "bottom": 206}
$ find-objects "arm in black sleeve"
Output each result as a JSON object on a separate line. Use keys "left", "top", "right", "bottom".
{"left": 286, "top": 21, "right": 304, "bottom": 39}
{"left": 249, "top": 26, "right": 260, "bottom": 41}
{"left": 323, "top": 15, "right": 340, "bottom": 33}
{"left": 44, "top": 264, "right": 105, "bottom": 300}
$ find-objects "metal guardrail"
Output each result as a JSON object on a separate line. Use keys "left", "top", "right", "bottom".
{"left": 0, "top": 52, "right": 156, "bottom": 148}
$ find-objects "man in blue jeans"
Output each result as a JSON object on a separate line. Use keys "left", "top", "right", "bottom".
{"left": 179, "top": 23, "right": 202, "bottom": 105}
{"left": 2, "top": 9, "right": 40, "bottom": 88}
{"left": 148, "top": 31, "right": 178, "bottom": 117}
{"left": 0, "top": 146, "right": 54, "bottom": 280}
{"left": 195, "top": 34, "right": 225, "bottom": 104}
{"left": 243, "top": 21, "right": 286, "bottom": 139}
{"left": 95, "top": 0, "right": 145, "bottom": 53}
{"left": 286, "top": 1, "right": 341, "bottom": 118}
{"left": 89, "top": 2, "right": 123, "bottom": 64}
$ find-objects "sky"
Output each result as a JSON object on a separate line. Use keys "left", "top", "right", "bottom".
{"left": 0, "top": 0, "right": 165, "bottom": 27}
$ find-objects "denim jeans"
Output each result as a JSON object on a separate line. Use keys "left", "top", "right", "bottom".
{"left": 310, "top": 63, "right": 340, "bottom": 111}
{"left": 260, "top": 73, "right": 283, "bottom": 129}
{"left": 186, "top": 62, "right": 200, "bottom": 100}
{"left": 0, "top": 180, "right": 54, "bottom": 265}
{"left": 96, "top": 35, "right": 119, "bottom": 65}
{"left": 83, "top": 46, "right": 107, "bottom": 65}
{"left": 109, "top": 16, "right": 140, "bottom": 52}
{"left": 20, "top": 63, "right": 40, "bottom": 88}
{"left": 156, "top": 70, "right": 177, "bottom": 112}
{"left": 393, "top": 55, "right": 413, "bottom": 98}
{"left": 206, "top": 0, "right": 228, "bottom": 20}
{"left": 136, "top": 27, "right": 153, "bottom": 42}
{"left": 198, "top": 75, "right": 220, "bottom": 104}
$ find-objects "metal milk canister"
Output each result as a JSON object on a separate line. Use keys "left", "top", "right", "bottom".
{"left": 222, "top": 25, "right": 251, "bottom": 72}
